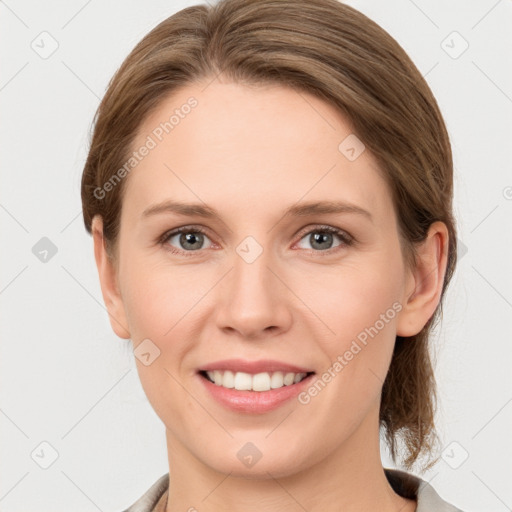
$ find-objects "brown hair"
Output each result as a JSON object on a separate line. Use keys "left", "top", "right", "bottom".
{"left": 81, "top": 0, "right": 457, "bottom": 471}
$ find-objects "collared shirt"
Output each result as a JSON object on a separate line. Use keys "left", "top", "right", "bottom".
{"left": 121, "top": 468, "right": 464, "bottom": 511}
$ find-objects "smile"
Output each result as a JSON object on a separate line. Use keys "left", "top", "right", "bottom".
{"left": 201, "top": 370, "right": 313, "bottom": 392}
{"left": 197, "top": 370, "right": 316, "bottom": 414}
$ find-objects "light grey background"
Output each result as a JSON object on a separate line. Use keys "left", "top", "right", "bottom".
{"left": 1, "top": 1, "right": 511, "bottom": 511}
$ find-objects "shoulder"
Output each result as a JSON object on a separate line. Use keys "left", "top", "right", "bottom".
{"left": 119, "top": 473, "right": 169, "bottom": 512}
{"left": 384, "top": 468, "right": 465, "bottom": 512}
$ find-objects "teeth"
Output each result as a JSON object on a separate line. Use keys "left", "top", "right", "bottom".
{"left": 270, "top": 371, "right": 285, "bottom": 389}
{"left": 205, "top": 370, "right": 308, "bottom": 391}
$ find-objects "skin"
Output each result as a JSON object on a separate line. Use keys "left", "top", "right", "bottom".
{"left": 92, "top": 76, "right": 448, "bottom": 512}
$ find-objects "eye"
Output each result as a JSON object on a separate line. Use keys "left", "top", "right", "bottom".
{"left": 159, "top": 226, "right": 214, "bottom": 255}
{"left": 295, "top": 225, "right": 353, "bottom": 253}
{"left": 158, "top": 224, "right": 354, "bottom": 256}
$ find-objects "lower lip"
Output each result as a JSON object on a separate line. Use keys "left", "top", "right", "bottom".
{"left": 197, "top": 372, "right": 315, "bottom": 414}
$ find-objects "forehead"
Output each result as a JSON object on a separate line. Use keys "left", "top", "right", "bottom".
{"left": 124, "top": 80, "right": 392, "bottom": 223}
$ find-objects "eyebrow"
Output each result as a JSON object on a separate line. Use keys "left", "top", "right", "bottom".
{"left": 142, "top": 199, "right": 373, "bottom": 222}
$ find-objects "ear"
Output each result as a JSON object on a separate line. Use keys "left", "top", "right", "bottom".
{"left": 91, "top": 215, "right": 131, "bottom": 339}
{"left": 396, "top": 221, "right": 449, "bottom": 337}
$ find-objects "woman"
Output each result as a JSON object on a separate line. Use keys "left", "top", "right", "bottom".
{"left": 81, "top": 0, "right": 464, "bottom": 510}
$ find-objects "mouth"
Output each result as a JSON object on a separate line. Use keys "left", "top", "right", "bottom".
{"left": 198, "top": 369, "right": 316, "bottom": 392}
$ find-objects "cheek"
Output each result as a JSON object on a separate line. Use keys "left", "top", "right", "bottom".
{"left": 294, "top": 253, "right": 403, "bottom": 412}
{"left": 295, "top": 255, "right": 403, "bottom": 348}
{"left": 120, "top": 255, "right": 206, "bottom": 340}
{"left": 120, "top": 263, "right": 203, "bottom": 422}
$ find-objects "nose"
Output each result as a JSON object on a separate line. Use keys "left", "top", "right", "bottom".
{"left": 215, "top": 243, "right": 293, "bottom": 340}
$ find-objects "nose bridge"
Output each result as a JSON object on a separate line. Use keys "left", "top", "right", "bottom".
{"left": 231, "top": 235, "right": 276, "bottom": 304}
{"left": 215, "top": 235, "right": 290, "bottom": 336}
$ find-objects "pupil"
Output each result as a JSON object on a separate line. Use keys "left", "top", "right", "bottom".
{"left": 312, "top": 232, "right": 332, "bottom": 250}
{"left": 181, "top": 232, "right": 203, "bottom": 250}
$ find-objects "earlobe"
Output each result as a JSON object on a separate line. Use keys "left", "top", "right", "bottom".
{"left": 396, "top": 221, "right": 449, "bottom": 337}
{"left": 91, "top": 215, "right": 131, "bottom": 339}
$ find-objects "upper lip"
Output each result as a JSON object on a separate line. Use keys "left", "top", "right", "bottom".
{"left": 198, "top": 359, "right": 315, "bottom": 375}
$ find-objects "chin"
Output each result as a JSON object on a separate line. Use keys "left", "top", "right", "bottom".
{"left": 197, "top": 445, "right": 311, "bottom": 480}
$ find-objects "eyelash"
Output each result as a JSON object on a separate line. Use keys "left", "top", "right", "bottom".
{"left": 157, "top": 224, "right": 354, "bottom": 257}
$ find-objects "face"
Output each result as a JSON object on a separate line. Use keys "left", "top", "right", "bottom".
{"left": 95, "top": 78, "right": 422, "bottom": 478}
